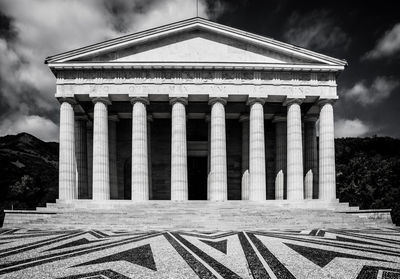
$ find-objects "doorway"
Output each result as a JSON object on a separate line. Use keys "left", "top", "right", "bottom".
{"left": 188, "top": 156, "right": 208, "bottom": 200}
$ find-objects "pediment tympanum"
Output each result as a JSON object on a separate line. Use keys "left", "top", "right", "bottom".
{"left": 74, "top": 31, "right": 311, "bottom": 64}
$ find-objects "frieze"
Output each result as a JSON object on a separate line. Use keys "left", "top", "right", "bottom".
{"left": 56, "top": 83, "right": 337, "bottom": 99}
{"left": 56, "top": 69, "right": 336, "bottom": 87}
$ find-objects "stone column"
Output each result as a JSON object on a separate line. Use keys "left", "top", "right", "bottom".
{"left": 59, "top": 98, "right": 76, "bottom": 200}
{"left": 206, "top": 115, "right": 211, "bottom": 174}
{"left": 240, "top": 115, "right": 249, "bottom": 174}
{"left": 239, "top": 115, "right": 249, "bottom": 200}
{"left": 86, "top": 121, "right": 93, "bottom": 199}
{"left": 286, "top": 99, "right": 304, "bottom": 200}
{"left": 170, "top": 98, "right": 188, "bottom": 201}
{"left": 273, "top": 116, "right": 286, "bottom": 200}
{"left": 248, "top": 99, "right": 266, "bottom": 201}
{"left": 75, "top": 116, "right": 88, "bottom": 199}
{"left": 92, "top": 97, "right": 111, "bottom": 200}
{"left": 109, "top": 115, "right": 118, "bottom": 199}
{"left": 208, "top": 98, "right": 227, "bottom": 201}
{"left": 131, "top": 97, "right": 149, "bottom": 201}
{"left": 318, "top": 100, "right": 336, "bottom": 201}
{"left": 304, "top": 115, "right": 318, "bottom": 199}
{"left": 147, "top": 116, "right": 153, "bottom": 200}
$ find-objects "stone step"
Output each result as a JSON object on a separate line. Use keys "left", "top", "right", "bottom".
{"left": 3, "top": 201, "right": 392, "bottom": 230}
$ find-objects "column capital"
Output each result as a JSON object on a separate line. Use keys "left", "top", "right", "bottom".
{"left": 247, "top": 97, "right": 265, "bottom": 106}
{"left": 92, "top": 97, "right": 111, "bottom": 106}
{"left": 283, "top": 98, "right": 303, "bottom": 107}
{"left": 239, "top": 114, "right": 249, "bottom": 122}
{"left": 317, "top": 98, "right": 336, "bottom": 107}
{"left": 108, "top": 114, "right": 119, "bottom": 122}
{"left": 208, "top": 97, "right": 227, "bottom": 106}
{"left": 130, "top": 97, "right": 149, "bottom": 105}
{"left": 58, "top": 97, "right": 77, "bottom": 106}
{"left": 272, "top": 115, "right": 287, "bottom": 123}
{"left": 169, "top": 97, "right": 188, "bottom": 106}
{"left": 304, "top": 114, "right": 319, "bottom": 122}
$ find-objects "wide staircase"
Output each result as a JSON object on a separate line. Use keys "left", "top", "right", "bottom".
{"left": 2, "top": 200, "right": 394, "bottom": 230}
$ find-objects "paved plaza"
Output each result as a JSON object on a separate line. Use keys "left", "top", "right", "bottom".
{"left": 0, "top": 227, "right": 399, "bottom": 278}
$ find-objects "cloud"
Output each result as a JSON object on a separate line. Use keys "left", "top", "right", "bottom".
{"left": 343, "top": 76, "right": 399, "bottom": 106}
{"left": 283, "top": 10, "right": 350, "bottom": 51}
{"left": 335, "top": 118, "right": 371, "bottom": 138}
{"left": 364, "top": 23, "right": 400, "bottom": 59}
{"left": 0, "top": 0, "right": 224, "bottom": 141}
{"left": 0, "top": 114, "right": 59, "bottom": 142}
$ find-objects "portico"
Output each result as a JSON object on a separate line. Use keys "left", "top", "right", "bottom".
{"left": 47, "top": 18, "right": 346, "bottom": 204}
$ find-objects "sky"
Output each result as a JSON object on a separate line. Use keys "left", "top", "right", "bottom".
{"left": 0, "top": 0, "right": 399, "bottom": 142}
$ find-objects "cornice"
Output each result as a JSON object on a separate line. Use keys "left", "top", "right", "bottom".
{"left": 48, "top": 62, "right": 345, "bottom": 72}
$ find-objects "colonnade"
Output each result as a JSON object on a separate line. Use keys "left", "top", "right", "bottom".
{"left": 58, "top": 97, "right": 336, "bottom": 202}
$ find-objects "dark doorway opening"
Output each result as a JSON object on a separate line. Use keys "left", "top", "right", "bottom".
{"left": 188, "top": 156, "right": 208, "bottom": 200}
{"left": 124, "top": 159, "right": 131, "bottom": 200}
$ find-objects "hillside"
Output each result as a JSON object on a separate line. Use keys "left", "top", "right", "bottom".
{"left": 335, "top": 137, "right": 400, "bottom": 224}
{"left": 0, "top": 133, "right": 58, "bottom": 209}
{"left": 0, "top": 133, "right": 399, "bottom": 224}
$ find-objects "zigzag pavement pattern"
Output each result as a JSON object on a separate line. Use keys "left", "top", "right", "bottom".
{"left": 0, "top": 227, "right": 399, "bottom": 278}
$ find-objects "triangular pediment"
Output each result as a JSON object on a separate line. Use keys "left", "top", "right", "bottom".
{"left": 46, "top": 18, "right": 347, "bottom": 68}
{"left": 78, "top": 30, "right": 311, "bottom": 64}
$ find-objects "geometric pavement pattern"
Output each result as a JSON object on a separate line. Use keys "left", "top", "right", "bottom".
{"left": 0, "top": 228, "right": 399, "bottom": 278}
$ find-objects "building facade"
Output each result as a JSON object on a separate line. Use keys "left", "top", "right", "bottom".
{"left": 46, "top": 18, "right": 346, "bottom": 203}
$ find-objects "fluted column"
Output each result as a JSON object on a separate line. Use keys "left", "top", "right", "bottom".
{"left": 206, "top": 115, "right": 211, "bottom": 174}
{"left": 131, "top": 97, "right": 149, "bottom": 201}
{"left": 86, "top": 121, "right": 93, "bottom": 199}
{"left": 239, "top": 115, "right": 249, "bottom": 200}
{"left": 109, "top": 115, "right": 118, "bottom": 199}
{"left": 286, "top": 99, "right": 304, "bottom": 200}
{"left": 248, "top": 98, "right": 266, "bottom": 201}
{"left": 304, "top": 115, "right": 318, "bottom": 199}
{"left": 147, "top": 116, "right": 153, "bottom": 200}
{"left": 170, "top": 97, "right": 188, "bottom": 201}
{"left": 92, "top": 98, "right": 111, "bottom": 200}
{"left": 75, "top": 116, "right": 88, "bottom": 199}
{"left": 273, "top": 116, "right": 287, "bottom": 200}
{"left": 318, "top": 100, "right": 336, "bottom": 201}
{"left": 240, "top": 115, "right": 249, "bottom": 174}
{"left": 208, "top": 98, "right": 227, "bottom": 201}
{"left": 59, "top": 98, "right": 76, "bottom": 200}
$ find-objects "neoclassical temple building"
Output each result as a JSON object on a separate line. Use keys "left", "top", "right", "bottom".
{"left": 46, "top": 18, "right": 346, "bottom": 203}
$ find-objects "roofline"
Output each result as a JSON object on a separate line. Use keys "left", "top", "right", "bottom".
{"left": 45, "top": 17, "right": 347, "bottom": 66}
{"left": 47, "top": 61, "right": 345, "bottom": 72}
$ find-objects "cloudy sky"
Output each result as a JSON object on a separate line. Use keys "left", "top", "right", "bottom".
{"left": 0, "top": 0, "right": 399, "bottom": 141}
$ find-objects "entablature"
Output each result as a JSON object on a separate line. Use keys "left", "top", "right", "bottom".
{"left": 55, "top": 69, "right": 337, "bottom": 87}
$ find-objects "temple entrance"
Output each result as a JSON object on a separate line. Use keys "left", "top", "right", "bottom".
{"left": 188, "top": 156, "right": 208, "bottom": 200}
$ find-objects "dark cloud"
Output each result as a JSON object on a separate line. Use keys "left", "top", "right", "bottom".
{"left": 363, "top": 23, "right": 400, "bottom": 60}
{"left": 283, "top": 10, "right": 350, "bottom": 53}
{"left": 342, "top": 77, "right": 399, "bottom": 106}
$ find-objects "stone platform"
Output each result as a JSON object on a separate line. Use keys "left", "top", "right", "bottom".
{"left": 2, "top": 200, "right": 394, "bottom": 231}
